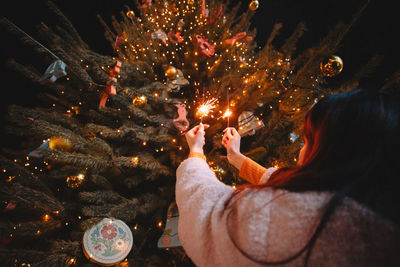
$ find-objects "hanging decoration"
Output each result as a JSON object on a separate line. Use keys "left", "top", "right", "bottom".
{"left": 126, "top": 10, "right": 135, "bottom": 19}
{"left": 168, "top": 31, "right": 184, "bottom": 44}
{"left": 99, "top": 61, "right": 122, "bottom": 108}
{"left": 237, "top": 111, "right": 264, "bottom": 136}
{"left": 66, "top": 172, "right": 85, "bottom": 188}
{"left": 320, "top": 55, "right": 343, "bottom": 77}
{"left": 195, "top": 35, "right": 215, "bottom": 57}
{"left": 151, "top": 29, "right": 168, "bottom": 45}
{"left": 167, "top": 69, "right": 189, "bottom": 92}
{"left": 224, "top": 32, "right": 252, "bottom": 47}
{"left": 114, "top": 35, "right": 121, "bottom": 52}
{"left": 4, "top": 201, "right": 17, "bottom": 211}
{"left": 173, "top": 103, "right": 190, "bottom": 132}
{"left": 165, "top": 65, "right": 178, "bottom": 79}
{"left": 132, "top": 95, "right": 148, "bottom": 106}
{"left": 83, "top": 218, "right": 133, "bottom": 266}
{"left": 141, "top": 0, "right": 152, "bottom": 9}
{"left": 157, "top": 202, "right": 181, "bottom": 248}
{"left": 289, "top": 133, "right": 299, "bottom": 143}
{"left": 28, "top": 137, "right": 72, "bottom": 157}
{"left": 249, "top": 0, "right": 259, "bottom": 11}
{"left": 177, "top": 19, "right": 185, "bottom": 31}
{"left": 28, "top": 140, "right": 50, "bottom": 158}
{"left": 201, "top": 0, "right": 209, "bottom": 17}
{"left": 207, "top": 4, "right": 224, "bottom": 25}
{"left": 49, "top": 136, "right": 73, "bottom": 152}
{"left": 43, "top": 60, "right": 67, "bottom": 82}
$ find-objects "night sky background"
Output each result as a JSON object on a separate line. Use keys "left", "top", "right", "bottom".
{"left": 0, "top": 0, "right": 397, "bottom": 149}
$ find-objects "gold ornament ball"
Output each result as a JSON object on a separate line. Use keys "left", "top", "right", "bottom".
{"left": 49, "top": 137, "right": 72, "bottom": 152}
{"left": 165, "top": 66, "right": 178, "bottom": 79}
{"left": 249, "top": 0, "right": 259, "bottom": 11}
{"left": 66, "top": 173, "right": 85, "bottom": 188}
{"left": 320, "top": 55, "right": 343, "bottom": 77}
{"left": 132, "top": 95, "right": 147, "bottom": 106}
{"left": 126, "top": 10, "right": 135, "bottom": 19}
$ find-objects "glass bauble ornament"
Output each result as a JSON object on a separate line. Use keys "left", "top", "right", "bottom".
{"left": 320, "top": 55, "right": 343, "bottom": 77}
{"left": 126, "top": 10, "right": 135, "bottom": 19}
{"left": 165, "top": 66, "right": 178, "bottom": 79}
{"left": 66, "top": 173, "right": 85, "bottom": 188}
{"left": 249, "top": 0, "right": 259, "bottom": 11}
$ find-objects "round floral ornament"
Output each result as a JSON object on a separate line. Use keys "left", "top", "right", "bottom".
{"left": 83, "top": 218, "right": 133, "bottom": 266}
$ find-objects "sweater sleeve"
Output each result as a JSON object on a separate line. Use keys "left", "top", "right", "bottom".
{"left": 175, "top": 157, "right": 236, "bottom": 265}
{"left": 239, "top": 157, "right": 277, "bottom": 185}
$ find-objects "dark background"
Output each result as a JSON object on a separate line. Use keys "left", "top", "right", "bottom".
{"left": 1, "top": 0, "right": 397, "bottom": 148}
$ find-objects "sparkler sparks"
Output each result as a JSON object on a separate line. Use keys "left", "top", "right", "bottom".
{"left": 222, "top": 108, "right": 232, "bottom": 118}
{"left": 196, "top": 98, "right": 217, "bottom": 119}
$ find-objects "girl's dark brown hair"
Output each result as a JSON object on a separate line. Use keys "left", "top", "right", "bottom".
{"left": 227, "top": 89, "right": 400, "bottom": 265}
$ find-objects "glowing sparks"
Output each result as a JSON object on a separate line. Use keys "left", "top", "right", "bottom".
{"left": 223, "top": 108, "right": 232, "bottom": 118}
{"left": 196, "top": 98, "right": 217, "bottom": 118}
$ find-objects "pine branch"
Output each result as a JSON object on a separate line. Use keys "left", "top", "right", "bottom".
{"left": 45, "top": 0, "right": 89, "bottom": 50}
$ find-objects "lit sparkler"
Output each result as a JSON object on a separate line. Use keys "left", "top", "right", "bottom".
{"left": 196, "top": 98, "right": 217, "bottom": 119}
{"left": 222, "top": 108, "right": 232, "bottom": 118}
{"left": 223, "top": 108, "right": 232, "bottom": 127}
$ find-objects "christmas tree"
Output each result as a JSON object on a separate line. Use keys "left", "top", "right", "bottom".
{"left": 1, "top": 0, "right": 398, "bottom": 266}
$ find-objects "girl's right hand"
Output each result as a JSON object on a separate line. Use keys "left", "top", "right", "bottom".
{"left": 222, "top": 127, "right": 246, "bottom": 170}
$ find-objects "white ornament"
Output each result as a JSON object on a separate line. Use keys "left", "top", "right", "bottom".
{"left": 238, "top": 111, "right": 264, "bottom": 136}
{"left": 83, "top": 218, "right": 133, "bottom": 266}
{"left": 157, "top": 202, "right": 181, "bottom": 248}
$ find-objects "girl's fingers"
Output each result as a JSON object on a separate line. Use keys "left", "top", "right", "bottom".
{"left": 231, "top": 127, "right": 239, "bottom": 137}
{"left": 226, "top": 129, "right": 233, "bottom": 138}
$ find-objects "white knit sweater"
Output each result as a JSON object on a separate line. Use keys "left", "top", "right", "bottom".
{"left": 176, "top": 157, "right": 400, "bottom": 266}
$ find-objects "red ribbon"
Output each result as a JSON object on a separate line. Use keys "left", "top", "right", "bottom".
{"left": 195, "top": 35, "right": 215, "bottom": 57}
{"left": 141, "top": 0, "right": 152, "bottom": 9}
{"left": 99, "top": 61, "right": 121, "bottom": 108}
{"left": 114, "top": 35, "right": 121, "bottom": 52}
{"left": 201, "top": 0, "right": 208, "bottom": 17}
{"left": 208, "top": 4, "right": 224, "bottom": 25}
{"left": 224, "top": 32, "right": 252, "bottom": 46}
{"left": 168, "top": 31, "right": 184, "bottom": 44}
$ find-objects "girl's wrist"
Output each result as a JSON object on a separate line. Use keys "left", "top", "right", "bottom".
{"left": 229, "top": 152, "right": 246, "bottom": 170}
{"left": 190, "top": 147, "right": 204, "bottom": 154}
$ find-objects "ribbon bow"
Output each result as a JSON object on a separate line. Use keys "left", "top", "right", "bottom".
{"left": 208, "top": 4, "right": 224, "bottom": 25}
{"left": 99, "top": 61, "right": 121, "bottom": 108}
{"left": 201, "top": 0, "right": 209, "bottom": 17}
{"left": 141, "top": 0, "right": 152, "bottom": 9}
{"left": 195, "top": 35, "right": 215, "bottom": 57}
{"left": 224, "top": 32, "right": 252, "bottom": 46}
{"left": 168, "top": 31, "right": 184, "bottom": 44}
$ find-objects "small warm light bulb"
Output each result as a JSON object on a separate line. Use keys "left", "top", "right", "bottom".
{"left": 131, "top": 157, "right": 139, "bottom": 165}
{"left": 157, "top": 221, "right": 163, "bottom": 228}
{"left": 43, "top": 214, "right": 50, "bottom": 222}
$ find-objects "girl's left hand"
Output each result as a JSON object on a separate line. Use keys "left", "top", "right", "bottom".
{"left": 185, "top": 123, "right": 209, "bottom": 154}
